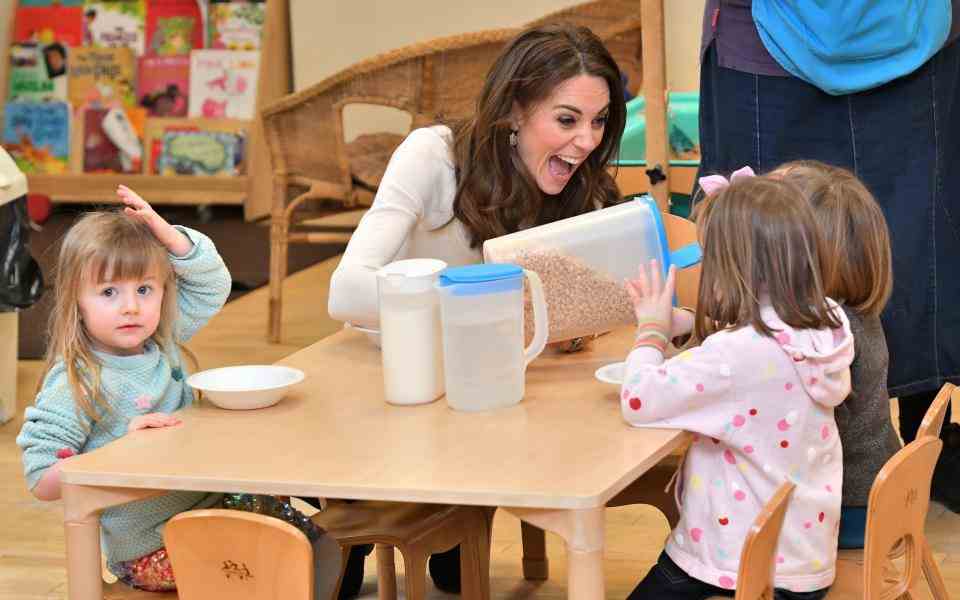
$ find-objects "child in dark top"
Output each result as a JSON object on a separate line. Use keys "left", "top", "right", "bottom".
{"left": 775, "top": 160, "right": 900, "bottom": 548}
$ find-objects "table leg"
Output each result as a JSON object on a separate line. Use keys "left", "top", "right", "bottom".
{"left": 62, "top": 484, "right": 165, "bottom": 600}
{"left": 503, "top": 506, "right": 605, "bottom": 600}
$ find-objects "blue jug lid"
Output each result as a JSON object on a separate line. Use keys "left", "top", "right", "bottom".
{"left": 438, "top": 263, "right": 523, "bottom": 286}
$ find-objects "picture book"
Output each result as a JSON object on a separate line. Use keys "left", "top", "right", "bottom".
{"left": 208, "top": 1, "right": 264, "bottom": 50}
{"left": 68, "top": 46, "right": 137, "bottom": 108}
{"left": 82, "top": 0, "right": 147, "bottom": 56}
{"left": 13, "top": 4, "right": 84, "bottom": 47}
{"left": 7, "top": 43, "right": 68, "bottom": 103}
{"left": 146, "top": 0, "right": 204, "bottom": 56}
{"left": 188, "top": 49, "right": 259, "bottom": 119}
{"left": 1, "top": 101, "right": 71, "bottom": 174}
{"left": 137, "top": 55, "right": 190, "bottom": 116}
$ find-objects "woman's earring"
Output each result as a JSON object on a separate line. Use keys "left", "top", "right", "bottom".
{"left": 509, "top": 129, "right": 518, "bottom": 147}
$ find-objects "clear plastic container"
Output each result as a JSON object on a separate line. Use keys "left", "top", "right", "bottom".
{"left": 483, "top": 196, "right": 684, "bottom": 343}
{"left": 435, "top": 264, "right": 547, "bottom": 412}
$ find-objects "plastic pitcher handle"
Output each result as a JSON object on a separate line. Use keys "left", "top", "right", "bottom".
{"left": 522, "top": 269, "right": 549, "bottom": 368}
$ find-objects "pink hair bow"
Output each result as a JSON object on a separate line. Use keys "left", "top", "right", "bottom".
{"left": 698, "top": 166, "right": 756, "bottom": 196}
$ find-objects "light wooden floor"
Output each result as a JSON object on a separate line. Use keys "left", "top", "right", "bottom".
{"left": 2, "top": 253, "right": 959, "bottom": 599}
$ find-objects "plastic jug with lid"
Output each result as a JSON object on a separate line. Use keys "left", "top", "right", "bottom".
{"left": 376, "top": 258, "right": 447, "bottom": 406}
{"left": 435, "top": 264, "right": 548, "bottom": 412}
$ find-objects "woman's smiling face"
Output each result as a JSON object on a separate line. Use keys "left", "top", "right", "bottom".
{"left": 511, "top": 73, "right": 611, "bottom": 195}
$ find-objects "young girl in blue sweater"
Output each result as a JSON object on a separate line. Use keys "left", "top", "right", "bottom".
{"left": 17, "top": 186, "right": 339, "bottom": 595}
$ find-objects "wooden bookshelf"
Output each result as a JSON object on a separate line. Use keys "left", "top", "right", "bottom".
{"left": 1, "top": 0, "right": 292, "bottom": 219}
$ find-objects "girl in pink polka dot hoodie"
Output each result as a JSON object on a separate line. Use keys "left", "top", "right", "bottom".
{"left": 621, "top": 176, "right": 854, "bottom": 600}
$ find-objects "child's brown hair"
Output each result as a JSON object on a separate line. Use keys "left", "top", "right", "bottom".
{"left": 694, "top": 176, "right": 841, "bottom": 342}
{"left": 774, "top": 160, "right": 893, "bottom": 317}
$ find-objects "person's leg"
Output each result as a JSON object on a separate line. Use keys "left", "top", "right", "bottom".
{"left": 626, "top": 551, "right": 732, "bottom": 600}
{"left": 774, "top": 587, "right": 830, "bottom": 600}
{"left": 837, "top": 506, "right": 867, "bottom": 550}
{"left": 298, "top": 496, "right": 374, "bottom": 598}
{"left": 428, "top": 545, "right": 462, "bottom": 593}
{"left": 108, "top": 547, "right": 177, "bottom": 592}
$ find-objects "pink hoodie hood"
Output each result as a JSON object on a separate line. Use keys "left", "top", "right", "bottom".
{"left": 760, "top": 300, "right": 854, "bottom": 408}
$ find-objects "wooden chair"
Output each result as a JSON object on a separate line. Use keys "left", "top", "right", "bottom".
{"left": 162, "top": 509, "right": 328, "bottom": 600}
{"left": 133, "top": 502, "right": 490, "bottom": 600}
{"left": 260, "top": 1, "right": 644, "bottom": 342}
{"left": 917, "top": 382, "right": 956, "bottom": 440}
{"left": 310, "top": 500, "right": 492, "bottom": 600}
{"left": 828, "top": 435, "right": 950, "bottom": 600}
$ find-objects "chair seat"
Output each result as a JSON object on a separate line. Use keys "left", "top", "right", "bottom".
{"left": 311, "top": 500, "right": 470, "bottom": 545}
{"left": 103, "top": 581, "right": 178, "bottom": 599}
{"left": 344, "top": 133, "right": 405, "bottom": 190}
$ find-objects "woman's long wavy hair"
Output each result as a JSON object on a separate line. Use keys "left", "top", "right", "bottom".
{"left": 452, "top": 24, "right": 627, "bottom": 248}
{"left": 38, "top": 211, "right": 191, "bottom": 421}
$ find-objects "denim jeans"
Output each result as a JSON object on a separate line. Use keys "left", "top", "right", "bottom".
{"left": 626, "top": 551, "right": 829, "bottom": 600}
{"left": 696, "top": 40, "right": 960, "bottom": 399}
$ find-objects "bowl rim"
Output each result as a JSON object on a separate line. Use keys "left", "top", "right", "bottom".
{"left": 186, "top": 365, "right": 305, "bottom": 393}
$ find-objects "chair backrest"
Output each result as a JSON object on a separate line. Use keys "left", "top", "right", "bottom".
{"left": 917, "top": 382, "right": 955, "bottom": 440}
{"left": 863, "top": 436, "right": 943, "bottom": 599}
{"left": 734, "top": 481, "right": 795, "bottom": 600}
{"left": 164, "top": 509, "right": 314, "bottom": 600}
{"left": 661, "top": 212, "right": 700, "bottom": 309}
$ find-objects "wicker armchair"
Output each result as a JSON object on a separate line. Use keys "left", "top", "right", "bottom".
{"left": 261, "top": 1, "right": 643, "bottom": 342}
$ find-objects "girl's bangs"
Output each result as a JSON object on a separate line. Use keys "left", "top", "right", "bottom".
{"left": 84, "top": 236, "right": 169, "bottom": 284}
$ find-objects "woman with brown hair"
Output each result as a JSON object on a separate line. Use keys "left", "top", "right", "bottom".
{"left": 328, "top": 23, "right": 627, "bottom": 331}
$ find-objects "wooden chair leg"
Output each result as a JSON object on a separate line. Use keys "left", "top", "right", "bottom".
{"left": 921, "top": 538, "right": 950, "bottom": 600}
{"left": 460, "top": 510, "right": 491, "bottom": 600}
{"left": 400, "top": 550, "right": 428, "bottom": 600}
{"left": 268, "top": 218, "right": 287, "bottom": 343}
{"left": 375, "top": 544, "right": 397, "bottom": 600}
{"left": 521, "top": 521, "right": 549, "bottom": 581}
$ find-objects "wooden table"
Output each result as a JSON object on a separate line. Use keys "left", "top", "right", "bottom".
{"left": 59, "top": 326, "right": 689, "bottom": 600}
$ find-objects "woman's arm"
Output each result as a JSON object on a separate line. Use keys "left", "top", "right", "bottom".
{"left": 328, "top": 128, "right": 455, "bottom": 328}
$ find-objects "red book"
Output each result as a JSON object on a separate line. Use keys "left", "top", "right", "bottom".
{"left": 137, "top": 55, "right": 190, "bottom": 116}
{"left": 13, "top": 5, "right": 84, "bottom": 47}
{"left": 145, "top": 0, "right": 204, "bottom": 56}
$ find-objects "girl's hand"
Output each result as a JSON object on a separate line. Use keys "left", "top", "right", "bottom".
{"left": 625, "top": 260, "right": 676, "bottom": 334}
{"left": 128, "top": 412, "right": 182, "bottom": 433}
{"left": 117, "top": 185, "right": 192, "bottom": 257}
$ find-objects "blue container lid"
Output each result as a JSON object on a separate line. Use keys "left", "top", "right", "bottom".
{"left": 438, "top": 264, "right": 522, "bottom": 286}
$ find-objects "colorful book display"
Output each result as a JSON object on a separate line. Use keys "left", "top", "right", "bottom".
{"left": 83, "top": 0, "right": 147, "bottom": 56}
{"left": 7, "top": 43, "right": 69, "bottom": 103}
{"left": 1, "top": 101, "right": 71, "bottom": 174}
{"left": 188, "top": 49, "right": 259, "bottom": 119}
{"left": 208, "top": 1, "right": 265, "bottom": 50}
{"left": 13, "top": 3, "right": 84, "bottom": 47}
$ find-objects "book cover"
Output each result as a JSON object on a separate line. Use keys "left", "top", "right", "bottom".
{"left": 146, "top": 0, "right": 204, "bottom": 56}
{"left": 13, "top": 5, "right": 84, "bottom": 47}
{"left": 158, "top": 129, "right": 240, "bottom": 176}
{"left": 1, "top": 101, "right": 71, "bottom": 174}
{"left": 188, "top": 49, "right": 259, "bottom": 119}
{"left": 137, "top": 55, "right": 190, "bottom": 116}
{"left": 82, "top": 0, "right": 146, "bottom": 56}
{"left": 208, "top": 1, "right": 264, "bottom": 50}
{"left": 68, "top": 46, "right": 137, "bottom": 108}
{"left": 18, "top": 1, "right": 84, "bottom": 6}
{"left": 81, "top": 106, "right": 146, "bottom": 173}
{"left": 7, "top": 43, "right": 69, "bottom": 102}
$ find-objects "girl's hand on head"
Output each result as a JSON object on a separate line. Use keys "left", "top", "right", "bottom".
{"left": 128, "top": 412, "right": 182, "bottom": 434}
{"left": 117, "top": 185, "right": 192, "bottom": 257}
{"left": 625, "top": 260, "right": 676, "bottom": 334}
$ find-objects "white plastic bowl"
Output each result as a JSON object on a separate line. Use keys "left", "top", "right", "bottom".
{"left": 187, "top": 365, "right": 305, "bottom": 410}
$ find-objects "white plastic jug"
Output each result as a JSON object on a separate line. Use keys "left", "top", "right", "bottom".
{"left": 377, "top": 258, "right": 447, "bottom": 406}
{"left": 435, "top": 264, "right": 548, "bottom": 412}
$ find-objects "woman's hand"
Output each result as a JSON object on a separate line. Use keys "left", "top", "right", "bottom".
{"left": 117, "top": 185, "right": 192, "bottom": 257}
{"left": 128, "top": 412, "right": 182, "bottom": 434}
